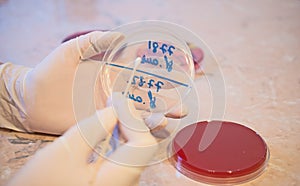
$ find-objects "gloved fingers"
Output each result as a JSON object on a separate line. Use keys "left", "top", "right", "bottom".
{"left": 88, "top": 93, "right": 158, "bottom": 185}
{"left": 78, "top": 31, "right": 125, "bottom": 60}
{"left": 141, "top": 102, "right": 187, "bottom": 130}
{"left": 111, "top": 92, "right": 158, "bottom": 144}
{"left": 61, "top": 107, "right": 117, "bottom": 163}
{"left": 132, "top": 79, "right": 189, "bottom": 115}
{"left": 164, "top": 102, "right": 188, "bottom": 118}
{"left": 141, "top": 102, "right": 188, "bottom": 139}
{"left": 143, "top": 112, "right": 172, "bottom": 139}
{"left": 93, "top": 142, "right": 157, "bottom": 185}
{"left": 142, "top": 112, "right": 167, "bottom": 131}
{"left": 111, "top": 88, "right": 187, "bottom": 135}
{"left": 112, "top": 92, "right": 149, "bottom": 132}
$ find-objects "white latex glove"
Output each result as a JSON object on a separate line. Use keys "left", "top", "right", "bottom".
{"left": 0, "top": 31, "right": 124, "bottom": 134}
{"left": 6, "top": 95, "right": 160, "bottom": 186}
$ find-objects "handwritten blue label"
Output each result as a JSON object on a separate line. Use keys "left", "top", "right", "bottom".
{"left": 128, "top": 93, "right": 144, "bottom": 103}
{"left": 148, "top": 90, "right": 156, "bottom": 109}
{"left": 141, "top": 55, "right": 159, "bottom": 66}
{"left": 124, "top": 40, "right": 177, "bottom": 110}
{"left": 125, "top": 90, "right": 157, "bottom": 109}
{"left": 164, "top": 55, "right": 173, "bottom": 72}
{"left": 131, "top": 75, "right": 164, "bottom": 92}
{"left": 143, "top": 41, "right": 176, "bottom": 72}
{"left": 148, "top": 41, "right": 175, "bottom": 56}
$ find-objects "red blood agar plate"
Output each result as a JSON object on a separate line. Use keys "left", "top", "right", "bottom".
{"left": 169, "top": 121, "right": 269, "bottom": 185}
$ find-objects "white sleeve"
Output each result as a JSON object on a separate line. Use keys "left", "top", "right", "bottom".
{"left": 0, "top": 63, "right": 32, "bottom": 132}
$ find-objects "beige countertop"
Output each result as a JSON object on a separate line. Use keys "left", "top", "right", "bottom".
{"left": 0, "top": 0, "right": 299, "bottom": 185}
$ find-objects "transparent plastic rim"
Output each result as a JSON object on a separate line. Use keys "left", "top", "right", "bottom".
{"left": 168, "top": 147, "right": 269, "bottom": 185}
{"left": 100, "top": 21, "right": 196, "bottom": 113}
{"left": 167, "top": 121, "right": 270, "bottom": 185}
{"left": 101, "top": 22, "right": 194, "bottom": 88}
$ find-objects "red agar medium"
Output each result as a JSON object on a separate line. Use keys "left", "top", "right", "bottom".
{"left": 170, "top": 121, "right": 269, "bottom": 185}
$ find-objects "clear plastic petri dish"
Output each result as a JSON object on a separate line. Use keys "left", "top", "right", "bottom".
{"left": 168, "top": 121, "right": 269, "bottom": 185}
{"left": 101, "top": 21, "right": 195, "bottom": 113}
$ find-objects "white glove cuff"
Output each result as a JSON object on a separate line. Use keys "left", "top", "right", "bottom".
{"left": 0, "top": 63, "right": 31, "bottom": 132}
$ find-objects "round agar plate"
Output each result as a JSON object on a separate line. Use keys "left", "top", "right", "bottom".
{"left": 169, "top": 121, "right": 269, "bottom": 185}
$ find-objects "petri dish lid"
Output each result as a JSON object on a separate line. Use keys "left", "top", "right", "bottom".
{"left": 101, "top": 21, "right": 195, "bottom": 113}
{"left": 169, "top": 121, "right": 269, "bottom": 185}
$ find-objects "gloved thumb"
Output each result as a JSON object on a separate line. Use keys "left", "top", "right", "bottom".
{"left": 77, "top": 31, "right": 125, "bottom": 60}
{"left": 59, "top": 106, "right": 117, "bottom": 162}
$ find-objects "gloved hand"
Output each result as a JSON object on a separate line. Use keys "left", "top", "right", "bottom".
{"left": 0, "top": 30, "right": 188, "bottom": 135}
{"left": 6, "top": 94, "right": 160, "bottom": 186}
{"left": 0, "top": 31, "right": 124, "bottom": 134}
{"left": 2, "top": 31, "right": 189, "bottom": 185}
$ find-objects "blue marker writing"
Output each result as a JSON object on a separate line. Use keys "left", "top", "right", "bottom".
{"left": 168, "top": 45, "right": 175, "bottom": 56}
{"left": 128, "top": 93, "right": 143, "bottom": 103}
{"left": 155, "top": 81, "right": 164, "bottom": 92}
{"left": 164, "top": 55, "right": 173, "bottom": 72}
{"left": 141, "top": 55, "right": 159, "bottom": 66}
{"left": 147, "top": 79, "right": 154, "bottom": 89}
{"left": 148, "top": 90, "right": 156, "bottom": 109}
{"left": 135, "top": 96, "right": 142, "bottom": 103}
{"left": 131, "top": 75, "right": 139, "bottom": 85}
{"left": 138, "top": 76, "right": 146, "bottom": 87}
{"left": 148, "top": 41, "right": 175, "bottom": 56}
{"left": 160, "top": 43, "right": 167, "bottom": 54}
